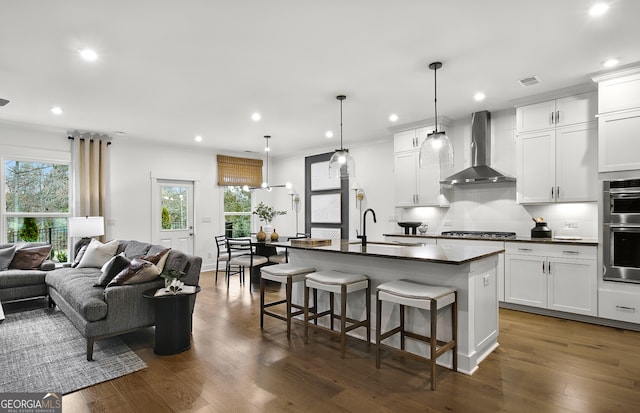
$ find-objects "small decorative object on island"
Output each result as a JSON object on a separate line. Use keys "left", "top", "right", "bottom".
{"left": 253, "top": 202, "right": 286, "bottom": 239}
{"left": 531, "top": 217, "right": 552, "bottom": 239}
{"left": 256, "top": 226, "right": 267, "bottom": 241}
{"left": 270, "top": 228, "right": 279, "bottom": 241}
{"left": 161, "top": 268, "right": 186, "bottom": 288}
{"left": 418, "top": 223, "right": 428, "bottom": 234}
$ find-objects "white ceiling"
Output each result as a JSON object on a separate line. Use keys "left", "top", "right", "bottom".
{"left": 1, "top": 0, "right": 639, "bottom": 156}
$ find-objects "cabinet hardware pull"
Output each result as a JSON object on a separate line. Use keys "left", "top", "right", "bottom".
{"left": 550, "top": 111, "right": 554, "bottom": 125}
{"left": 542, "top": 261, "right": 545, "bottom": 273}
{"left": 518, "top": 248, "right": 532, "bottom": 251}
{"left": 551, "top": 187, "right": 554, "bottom": 199}
{"left": 556, "top": 110, "right": 560, "bottom": 124}
{"left": 562, "top": 250, "right": 580, "bottom": 254}
{"left": 548, "top": 261, "right": 551, "bottom": 274}
{"left": 557, "top": 186, "right": 560, "bottom": 200}
{"left": 616, "top": 305, "right": 636, "bottom": 311}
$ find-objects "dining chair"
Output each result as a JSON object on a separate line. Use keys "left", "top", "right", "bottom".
{"left": 214, "top": 235, "right": 245, "bottom": 284}
{"left": 226, "top": 238, "right": 268, "bottom": 288}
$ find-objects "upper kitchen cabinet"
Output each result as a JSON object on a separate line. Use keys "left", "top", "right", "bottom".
{"left": 515, "top": 91, "right": 597, "bottom": 134}
{"left": 393, "top": 125, "right": 449, "bottom": 207}
{"left": 592, "top": 66, "right": 640, "bottom": 172}
{"left": 517, "top": 123, "right": 598, "bottom": 203}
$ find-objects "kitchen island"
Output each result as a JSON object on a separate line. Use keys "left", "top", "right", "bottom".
{"left": 280, "top": 240, "right": 504, "bottom": 375}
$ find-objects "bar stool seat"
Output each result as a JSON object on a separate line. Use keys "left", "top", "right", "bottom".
{"left": 376, "top": 279, "right": 457, "bottom": 391}
{"left": 304, "top": 270, "right": 371, "bottom": 358}
{"left": 260, "top": 264, "right": 316, "bottom": 338}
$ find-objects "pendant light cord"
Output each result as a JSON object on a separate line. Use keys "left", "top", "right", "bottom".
{"left": 433, "top": 65, "right": 439, "bottom": 133}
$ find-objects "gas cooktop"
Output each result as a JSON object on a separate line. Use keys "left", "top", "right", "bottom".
{"left": 441, "top": 231, "right": 517, "bottom": 240}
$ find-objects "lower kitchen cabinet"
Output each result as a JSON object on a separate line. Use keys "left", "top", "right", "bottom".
{"left": 505, "top": 242, "right": 597, "bottom": 316}
{"left": 599, "top": 286, "right": 640, "bottom": 324}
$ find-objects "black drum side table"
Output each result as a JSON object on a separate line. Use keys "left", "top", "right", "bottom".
{"left": 143, "top": 286, "right": 201, "bottom": 355}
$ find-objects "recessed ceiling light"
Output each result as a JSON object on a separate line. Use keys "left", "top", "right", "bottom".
{"left": 51, "top": 106, "right": 63, "bottom": 115}
{"left": 603, "top": 58, "right": 619, "bottom": 68}
{"left": 325, "top": 131, "right": 334, "bottom": 138}
{"left": 79, "top": 48, "right": 98, "bottom": 62}
{"left": 589, "top": 3, "right": 609, "bottom": 16}
{"left": 474, "top": 92, "right": 486, "bottom": 102}
{"left": 194, "top": 135, "right": 203, "bottom": 142}
{"left": 251, "top": 113, "right": 261, "bottom": 121}
{"left": 389, "top": 114, "right": 399, "bottom": 122}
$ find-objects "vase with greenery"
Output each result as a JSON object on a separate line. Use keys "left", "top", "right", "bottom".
{"left": 252, "top": 202, "right": 286, "bottom": 238}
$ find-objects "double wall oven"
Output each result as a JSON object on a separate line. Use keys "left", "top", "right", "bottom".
{"left": 603, "top": 178, "right": 640, "bottom": 283}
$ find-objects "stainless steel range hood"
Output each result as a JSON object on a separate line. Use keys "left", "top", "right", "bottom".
{"left": 440, "top": 110, "right": 515, "bottom": 185}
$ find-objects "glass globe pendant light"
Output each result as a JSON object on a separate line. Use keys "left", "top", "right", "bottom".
{"left": 328, "top": 95, "right": 355, "bottom": 179}
{"left": 420, "top": 62, "right": 454, "bottom": 168}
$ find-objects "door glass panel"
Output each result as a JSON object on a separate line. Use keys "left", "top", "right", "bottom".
{"left": 161, "top": 186, "right": 188, "bottom": 230}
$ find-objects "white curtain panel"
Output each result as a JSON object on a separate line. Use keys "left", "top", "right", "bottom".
{"left": 69, "top": 131, "right": 111, "bottom": 220}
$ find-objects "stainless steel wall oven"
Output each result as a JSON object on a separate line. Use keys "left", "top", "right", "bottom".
{"left": 603, "top": 178, "right": 640, "bottom": 283}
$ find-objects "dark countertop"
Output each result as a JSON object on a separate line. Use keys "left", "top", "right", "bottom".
{"left": 383, "top": 233, "right": 598, "bottom": 246}
{"left": 279, "top": 240, "right": 504, "bottom": 265}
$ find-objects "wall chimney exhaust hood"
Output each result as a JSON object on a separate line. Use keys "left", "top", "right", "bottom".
{"left": 440, "top": 111, "right": 515, "bottom": 185}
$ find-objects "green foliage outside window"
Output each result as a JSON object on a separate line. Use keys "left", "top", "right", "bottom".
{"left": 161, "top": 207, "right": 171, "bottom": 229}
{"left": 18, "top": 217, "right": 39, "bottom": 241}
{"left": 224, "top": 187, "right": 251, "bottom": 237}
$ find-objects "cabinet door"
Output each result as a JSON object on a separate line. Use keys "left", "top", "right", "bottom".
{"left": 555, "top": 123, "right": 598, "bottom": 202}
{"left": 598, "top": 109, "right": 640, "bottom": 172}
{"left": 547, "top": 258, "right": 597, "bottom": 316}
{"left": 555, "top": 92, "right": 597, "bottom": 127}
{"left": 394, "top": 151, "right": 418, "bottom": 206}
{"left": 416, "top": 162, "right": 443, "bottom": 206}
{"left": 505, "top": 254, "right": 547, "bottom": 308}
{"left": 517, "top": 130, "right": 555, "bottom": 203}
{"left": 516, "top": 100, "right": 556, "bottom": 133}
{"left": 393, "top": 130, "right": 418, "bottom": 152}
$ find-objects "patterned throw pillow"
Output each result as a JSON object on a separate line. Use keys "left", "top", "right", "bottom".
{"left": 107, "top": 257, "right": 162, "bottom": 286}
{"left": 9, "top": 244, "right": 52, "bottom": 270}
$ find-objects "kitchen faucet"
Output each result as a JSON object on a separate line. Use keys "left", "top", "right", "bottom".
{"left": 357, "top": 208, "right": 377, "bottom": 247}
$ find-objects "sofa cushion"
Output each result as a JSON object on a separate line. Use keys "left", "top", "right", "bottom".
{"left": 108, "top": 257, "right": 161, "bottom": 286}
{"left": 0, "top": 245, "right": 17, "bottom": 270}
{"left": 77, "top": 239, "right": 119, "bottom": 268}
{"left": 45, "top": 267, "right": 108, "bottom": 322}
{"left": 119, "top": 240, "right": 152, "bottom": 259}
{"left": 94, "top": 253, "right": 131, "bottom": 287}
{"left": 0, "top": 269, "right": 47, "bottom": 288}
{"left": 143, "top": 248, "right": 170, "bottom": 273}
{"left": 9, "top": 244, "right": 52, "bottom": 270}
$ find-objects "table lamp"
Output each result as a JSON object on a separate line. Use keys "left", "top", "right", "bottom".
{"left": 68, "top": 216, "right": 105, "bottom": 256}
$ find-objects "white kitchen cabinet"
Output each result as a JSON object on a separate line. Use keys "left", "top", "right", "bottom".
{"left": 517, "top": 122, "right": 597, "bottom": 203}
{"left": 597, "top": 108, "right": 640, "bottom": 172}
{"left": 393, "top": 127, "right": 449, "bottom": 207}
{"left": 515, "top": 92, "right": 597, "bottom": 134}
{"left": 599, "top": 287, "right": 640, "bottom": 324}
{"left": 505, "top": 243, "right": 597, "bottom": 316}
{"left": 593, "top": 67, "right": 640, "bottom": 173}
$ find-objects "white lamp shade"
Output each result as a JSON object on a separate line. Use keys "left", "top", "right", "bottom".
{"left": 68, "top": 216, "right": 105, "bottom": 238}
{"left": 419, "top": 131, "right": 454, "bottom": 168}
{"left": 328, "top": 149, "right": 355, "bottom": 179}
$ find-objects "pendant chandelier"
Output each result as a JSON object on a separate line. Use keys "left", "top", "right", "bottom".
{"left": 244, "top": 135, "right": 291, "bottom": 191}
{"left": 420, "top": 61, "right": 454, "bottom": 168}
{"left": 328, "top": 95, "right": 355, "bottom": 179}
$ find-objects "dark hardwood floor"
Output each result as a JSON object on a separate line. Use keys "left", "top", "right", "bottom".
{"left": 61, "top": 270, "right": 640, "bottom": 412}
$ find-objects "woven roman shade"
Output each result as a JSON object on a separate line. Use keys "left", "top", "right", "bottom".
{"left": 217, "top": 155, "right": 263, "bottom": 187}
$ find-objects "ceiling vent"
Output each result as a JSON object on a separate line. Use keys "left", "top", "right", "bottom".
{"left": 0, "top": 98, "right": 9, "bottom": 106}
{"left": 518, "top": 76, "right": 540, "bottom": 87}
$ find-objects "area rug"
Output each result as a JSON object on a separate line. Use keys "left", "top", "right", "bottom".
{"left": 0, "top": 307, "right": 147, "bottom": 395}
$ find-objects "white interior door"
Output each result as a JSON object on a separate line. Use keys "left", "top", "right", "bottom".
{"left": 152, "top": 179, "right": 194, "bottom": 254}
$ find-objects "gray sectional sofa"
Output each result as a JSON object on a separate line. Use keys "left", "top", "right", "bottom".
{"left": 0, "top": 240, "right": 202, "bottom": 360}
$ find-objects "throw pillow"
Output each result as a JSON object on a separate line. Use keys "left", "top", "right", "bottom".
{"left": 71, "top": 244, "right": 88, "bottom": 268}
{"left": 9, "top": 244, "right": 52, "bottom": 270}
{"left": 107, "top": 257, "right": 161, "bottom": 286}
{"left": 94, "top": 253, "right": 131, "bottom": 287}
{"left": 77, "top": 239, "right": 119, "bottom": 268}
{"left": 0, "top": 245, "right": 17, "bottom": 270}
{"left": 142, "top": 248, "right": 171, "bottom": 273}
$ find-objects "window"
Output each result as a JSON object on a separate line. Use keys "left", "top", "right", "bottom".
{"left": 3, "top": 159, "right": 70, "bottom": 262}
{"left": 224, "top": 186, "right": 251, "bottom": 237}
{"left": 161, "top": 185, "right": 188, "bottom": 230}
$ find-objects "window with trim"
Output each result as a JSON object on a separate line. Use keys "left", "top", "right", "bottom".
{"left": 3, "top": 159, "right": 70, "bottom": 262}
{"left": 217, "top": 155, "right": 262, "bottom": 238}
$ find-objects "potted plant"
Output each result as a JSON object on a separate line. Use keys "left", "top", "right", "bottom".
{"left": 252, "top": 202, "right": 286, "bottom": 240}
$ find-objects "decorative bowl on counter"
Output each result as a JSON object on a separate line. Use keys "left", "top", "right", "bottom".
{"left": 418, "top": 224, "right": 428, "bottom": 234}
{"left": 397, "top": 221, "right": 421, "bottom": 235}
